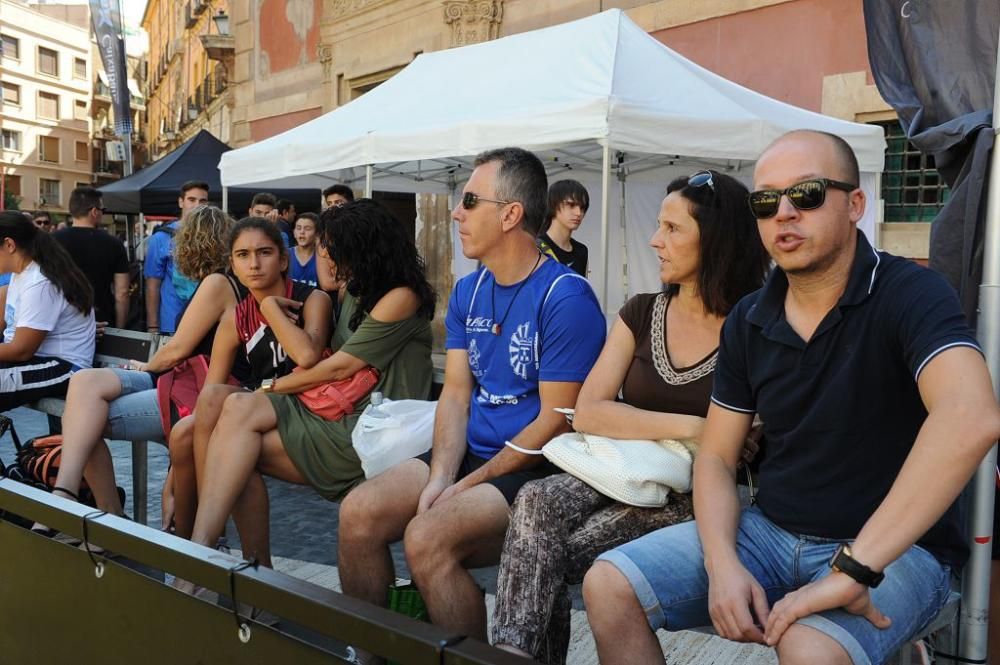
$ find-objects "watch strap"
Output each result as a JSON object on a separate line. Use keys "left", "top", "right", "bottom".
{"left": 830, "top": 544, "right": 884, "bottom": 588}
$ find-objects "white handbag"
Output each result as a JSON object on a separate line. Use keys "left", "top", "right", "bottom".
{"left": 541, "top": 431, "right": 697, "bottom": 508}
{"left": 351, "top": 398, "right": 436, "bottom": 478}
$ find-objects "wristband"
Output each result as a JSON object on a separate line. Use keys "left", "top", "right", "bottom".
{"left": 504, "top": 440, "right": 544, "bottom": 456}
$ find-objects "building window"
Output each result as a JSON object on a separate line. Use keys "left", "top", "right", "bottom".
{"left": 879, "top": 120, "right": 950, "bottom": 222}
{"left": 4, "top": 174, "right": 21, "bottom": 197}
{"left": 2, "top": 129, "right": 21, "bottom": 151}
{"left": 39, "top": 135, "right": 60, "bottom": 163}
{"left": 75, "top": 141, "right": 89, "bottom": 162}
{"left": 39, "top": 178, "right": 60, "bottom": 206}
{"left": 1, "top": 34, "right": 19, "bottom": 60}
{"left": 38, "top": 46, "right": 59, "bottom": 77}
{"left": 74, "top": 99, "right": 87, "bottom": 120}
{"left": 74, "top": 57, "right": 86, "bottom": 79}
{"left": 37, "top": 91, "right": 59, "bottom": 119}
{"left": 2, "top": 81, "right": 21, "bottom": 106}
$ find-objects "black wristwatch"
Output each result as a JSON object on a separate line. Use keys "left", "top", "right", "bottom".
{"left": 829, "top": 544, "right": 884, "bottom": 588}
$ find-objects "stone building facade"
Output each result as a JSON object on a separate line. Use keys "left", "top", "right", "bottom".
{"left": 0, "top": 0, "right": 93, "bottom": 217}
{"left": 143, "top": 0, "right": 233, "bottom": 161}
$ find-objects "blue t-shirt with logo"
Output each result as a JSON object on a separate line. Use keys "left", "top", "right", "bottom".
{"left": 445, "top": 258, "right": 605, "bottom": 459}
{"left": 143, "top": 221, "right": 188, "bottom": 334}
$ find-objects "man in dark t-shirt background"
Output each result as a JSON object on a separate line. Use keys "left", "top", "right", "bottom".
{"left": 56, "top": 187, "right": 129, "bottom": 327}
{"left": 537, "top": 178, "right": 589, "bottom": 277}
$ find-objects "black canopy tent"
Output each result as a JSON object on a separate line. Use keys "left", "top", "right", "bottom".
{"left": 99, "top": 130, "right": 321, "bottom": 216}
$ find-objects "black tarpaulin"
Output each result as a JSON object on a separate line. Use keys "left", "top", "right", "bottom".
{"left": 864, "top": 0, "right": 998, "bottom": 322}
{"left": 99, "top": 130, "right": 320, "bottom": 216}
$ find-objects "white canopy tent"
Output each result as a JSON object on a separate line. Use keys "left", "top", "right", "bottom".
{"left": 220, "top": 9, "right": 886, "bottom": 313}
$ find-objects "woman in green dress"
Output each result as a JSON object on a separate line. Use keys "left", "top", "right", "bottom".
{"left": 187, "top": 199, "right": 437, "bottom": 567}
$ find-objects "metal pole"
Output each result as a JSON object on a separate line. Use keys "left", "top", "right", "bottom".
{"left": 365, "top": 164, "right": 373, "bottom": 198}
{"left": 122, "top": 132, "right": 133, "bottom": 177}
{"left": 222, "top": 186, "right": 228, "bottom": 213}
{"left": 959, "top": 26, "right": 1000, "bottom": 663}
{"left": 618, "top": 153, "right": 628, "bottom": 304}
{"left": 600, "top": 142, "right": 611, "bottom": 310}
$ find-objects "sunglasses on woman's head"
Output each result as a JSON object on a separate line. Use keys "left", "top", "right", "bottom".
{"left": 747, "top": 178, "right": 857, "bottom": 219}
{"left": 462, "top": 192, "right": 511, "bottom": 210}
{"left": 687, "top": 170, "right": 715, "bottom": 191}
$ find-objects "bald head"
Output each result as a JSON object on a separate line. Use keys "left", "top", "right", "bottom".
{"left": 760, "top": 130, "right": 860, "bottom": 186}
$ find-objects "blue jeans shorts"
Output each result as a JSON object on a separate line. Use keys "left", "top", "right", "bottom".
{"left": 596, "top": 505, "right": 952, "bottom": 665}
{"left": 106, "top": 369, "right": 165, "bottom": 444}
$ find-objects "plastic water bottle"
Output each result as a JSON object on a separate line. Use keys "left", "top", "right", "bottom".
{"left": 366, "top": 391, "right": 389, "bottom": 419}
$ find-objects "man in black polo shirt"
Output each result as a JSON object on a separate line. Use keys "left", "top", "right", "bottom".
{"left": 583, "top": 130, "right": 1000, "bottom": 665}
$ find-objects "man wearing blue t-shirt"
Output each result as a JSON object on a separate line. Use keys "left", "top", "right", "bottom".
{"left": 143, "top": 180, "right": 208, "bottom": 334}
{"left": 585, "top": 131, "right": 1000, "bottom": 665}
{"left": 338, "top": 147, "right": 606, "bottom": 648}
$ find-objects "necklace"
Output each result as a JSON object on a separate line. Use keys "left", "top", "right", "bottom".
{"left": 491, "top": 252, "right": 542, "bottom": 336}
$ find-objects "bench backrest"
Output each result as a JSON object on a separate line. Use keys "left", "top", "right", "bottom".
{"left": 94, "top": 328, "right": 164, "bottom": 368}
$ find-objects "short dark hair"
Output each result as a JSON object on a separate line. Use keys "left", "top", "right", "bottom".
{"left": 69, "top": 187, "right": 103, "bottom": 218}
{"left": 473, "top": 147, "right": 548, "bottom": 236}
{"left": 663, "top": 170, "right": 770, "bottom": 317}
{"left": 295, "top": 212, "right": 319, "bottom": 226}
{"left": 545, "top": 179, "right": 590, "bottom": 227}
{"left": 322, "top": 184, "right": 354, "bottom": 202}
{"left": 180, "top": 180, "right": 210, "bottom": 197}
{"left": 251, "top": 192, "right": 276, "bottom": 209}
{"left": 277, "top": 199, "right": 295, "bottom": 214}
{"left": 32, "top": 210, "right": 51, "bottom": 222}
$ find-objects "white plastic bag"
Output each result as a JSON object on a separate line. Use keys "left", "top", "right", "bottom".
{"left": 351, "top": 398, "right": 436, "bottom": 478}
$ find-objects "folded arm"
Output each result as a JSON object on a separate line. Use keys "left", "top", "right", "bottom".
{"left": 572, "top": 316, "right": 705, "bottom": 441}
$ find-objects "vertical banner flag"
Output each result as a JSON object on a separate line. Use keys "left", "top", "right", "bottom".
{"left": 863, "top": 0, "right": 998, "bottom": 320}
{"left": 89, "top": 0, "right": 133, "bottom": 136}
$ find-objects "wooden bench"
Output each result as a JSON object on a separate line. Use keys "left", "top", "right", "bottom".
{"left": 28, "top": 328, "right": 165, "bottom": 526}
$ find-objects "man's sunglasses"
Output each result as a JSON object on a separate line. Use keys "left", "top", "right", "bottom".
{"left": 462, "top": 192, "right": 511, "bottom": 210}
{"left": 33, "top": 219, "right": 51, "bottom": 226}
{"left": 747, "top": 178, "right": 857, "bottom": 219}
{"left": 91, "top": 206, "right": 108, "bottom": 214}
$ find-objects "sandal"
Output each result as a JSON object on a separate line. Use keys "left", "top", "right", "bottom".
{"left": 29, "top": 486, "right": 81, "bottom": 537}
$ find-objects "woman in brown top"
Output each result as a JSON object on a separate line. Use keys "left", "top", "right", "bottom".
{"left": 491, "top": 170, "right": 769, "bottom": 663}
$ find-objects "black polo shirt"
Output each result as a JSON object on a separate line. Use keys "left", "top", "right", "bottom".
{"left": 712, "top": 231, "right": 981, "bottom": 569}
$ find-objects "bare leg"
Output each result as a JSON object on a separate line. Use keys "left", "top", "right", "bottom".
{"left": 189, "top": 392, "right": 282, "bottom": 550}
{"left": 583, "top": 561, "right": 664, "bottom": 665}
{"left": 230, "top": 426, "right": 309, "bottom": 568}
{"left": 191, "top": 383, "right": 243, "bottom": 491}
{"left": 404, "top": 483, "right": 509, "bottom": 640}
{"left": 338, "top": 460, "right": 429, "bottom": 608}
{"left": 52, "top": 369, "right": 124, "bottom": 507}
{"left": 167, "top": 415, "right": 197, "bottom": 539}
{"left": 775, "top": 624, "right": 851, "bottom": 665}
{"left": 160, "top": 466, "right": 175, "bottom": 531}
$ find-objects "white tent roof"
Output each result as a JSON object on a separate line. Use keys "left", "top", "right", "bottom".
{"left": 220, "top": 9, "right": 884, "bottom": 191}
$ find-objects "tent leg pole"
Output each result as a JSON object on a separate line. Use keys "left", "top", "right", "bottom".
{"left": 222, "top": 186, "right": 228, "bottom": 214}
{"left": 619, "top": 159, "right": 628, "bottom": 300}
{"left": 960, "top": 30, "right": 1000, "bottom": 661}
{"left": 600, "top": 143, "right": 611, "bottom": 311}
{"left": 365, "top": 165, "right": 373, "bottom": 198}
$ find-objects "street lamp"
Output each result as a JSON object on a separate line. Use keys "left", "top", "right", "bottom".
{"left": 212, "top": 10, "right": 230, "bottom": 36}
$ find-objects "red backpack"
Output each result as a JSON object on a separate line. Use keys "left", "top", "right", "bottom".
{"left": 156, "top": 355, "right": 238, "bottom": 439}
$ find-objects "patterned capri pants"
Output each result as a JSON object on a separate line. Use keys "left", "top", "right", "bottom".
{"left": 490, "top": 472, "right": 693, "bottom": 664}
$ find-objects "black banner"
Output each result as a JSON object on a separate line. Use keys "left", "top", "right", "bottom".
{"left": 89, "top": 0, "right": 132, "bottom": 136}
{"left": 864, "top": 0, "right": 998, "bottom": 321}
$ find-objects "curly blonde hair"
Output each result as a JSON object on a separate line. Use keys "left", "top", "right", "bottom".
{"left": 173, "top": 205, "right": 233, "bottom": 281}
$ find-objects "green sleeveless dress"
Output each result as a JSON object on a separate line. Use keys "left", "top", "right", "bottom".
{"left": 270, "top": 292, "right": 433, "bottom": 500}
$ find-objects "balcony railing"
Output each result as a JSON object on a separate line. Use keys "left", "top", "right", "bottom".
{"left": 179, "top": 65, "right": 228, "bottom": 128}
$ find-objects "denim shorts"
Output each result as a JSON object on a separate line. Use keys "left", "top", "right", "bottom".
{"left": 106, "top": 368, "right": 165, "bottom": 444}
{"left": 597, "top": 506, "right": 951, "bottom": 665}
